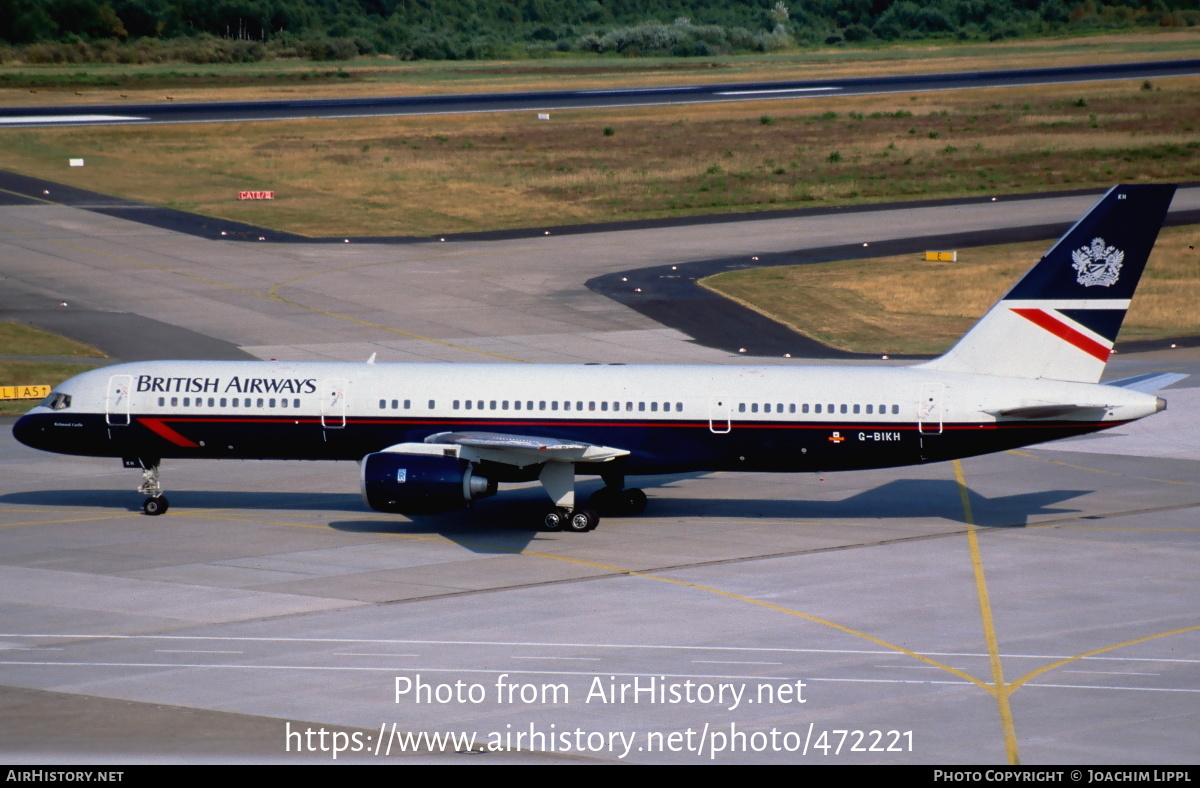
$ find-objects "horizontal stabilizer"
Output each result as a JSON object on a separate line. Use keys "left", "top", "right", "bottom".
{"left": 987, "top": 404, "right": 1109, "bottom": 419}
{"left": 1105, "top": 371, "right": 1188, "bottom": 394}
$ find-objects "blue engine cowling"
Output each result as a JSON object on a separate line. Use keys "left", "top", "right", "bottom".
{"left": 360, "top": 451, "right": 496, "bottom": 514}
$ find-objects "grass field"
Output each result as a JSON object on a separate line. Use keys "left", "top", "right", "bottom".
{"left": 0, "top": 361, "right": 99, "bottom": 415}
{"left": 0, "top": 324, "right": 103, "bottom": 415}
{"left": 0, "top": 73, "right": 1196, "bottom": 237}
{"left": 0, "top": 33, "right": 1195, "bottom": 361}
{"left": 701, "top": 224, "right": 1200, "bottom": 355}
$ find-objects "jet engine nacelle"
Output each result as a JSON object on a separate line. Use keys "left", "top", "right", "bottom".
{"left": 360, "top": 451, "right": 496, "bottom": 514}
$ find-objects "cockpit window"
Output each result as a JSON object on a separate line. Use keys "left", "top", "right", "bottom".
{"left": 41, "top": 392, "right": 72, "bottom": 410}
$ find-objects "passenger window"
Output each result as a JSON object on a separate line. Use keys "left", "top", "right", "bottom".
{"left": 589, "top": 402, "right": 596, "bottom": 411}
{"left": 563, "top": 401, "right": 571, "bottom": 411}
{"left": 220, "top": 398, "right": 227, "bottom": 407}
{"left": 802, "top": 403, "right": 809, "bottom": 413}
{"left": 751, "top": 403, "right": 758, "bottom": 413}
{"left": 269, "top": 398, "right": 276, "bottom": 408}
{"left": 391, "top": 399, "right": 398, "bottom": 409}
{"left": 514, "top": 401, "right": 521, "bottom": 410}
{"left": 183, "top": 397, "right": 190, "bottom": 406}
{"left": 379, "top": 399, "right": 386, "bottom": 409}
{"left": 539, "top": 401, "right": 546, "bottom": 410}
{"left": 638, "top": 402, "right": 645, "bottom": 412}
{"left": 428, "top": 400, "right": 436, "bottom": 409}
{"left": 866, "top": 404, "right": 873, "bottom": 414}
{"left": 551, "top": 401, "right": 558, "bottom": 411}
{"left": 738, "top": 403, "right": 746, "bottom": 413}
{"left": 676, "top": 403, "right": 682, "bottom": 412}
{"left": 157, "top": 397, "right": 165, "bottom": 406}
{"left": 490, "top": 400, "right": 497, "bottom": 410}
{"left": 465, "top": 400, "right": 472, "bottom": 410}
{"left": 789, "top": 404, "right": 796, "bottom": 413}
{"left": 853, "top": 404, "right": 860, "bottom": 414}
{"left": 404, "top": 400, "right": 411, "bottom": 409}
{"left": 601, "top": 402, "right": 608, "bottom": 412}
{"left": 257, "top": 398, "right": 264, "bottom": 407}
{"left": 814, "top": 404, "right": 821, "bottom": 413}
{"left": 453, "top": 400, "right": 460, "bottom": 409}
{"left": 625, "top": 402, "right": 633, "bottom": 412}
{"left": 171, "top": 397, "right": 178, "bottom": 407}
{"left": 892, "top": 404, "right": 899, "bottom": 414}
{"left": 294, "top": 399, "right": 300, "bottom": 408}
{"left": 281, "top": 398, "right": 288, "bottom": 408}
{"left": 840, "top": 404, "right": 847, "bottom": 414}
{"left": 502, "top": 400, "right": 509, "bottom": 410}
{"left": 651, "top": 402, "right": 658, "bottom": 412}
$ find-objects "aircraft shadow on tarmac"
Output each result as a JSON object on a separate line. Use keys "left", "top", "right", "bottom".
{"left": 325, "top": 478, "right": 1089, "bottom": 553}
{"left": 1, "top": 477, "right": 1087, "bottom": 553}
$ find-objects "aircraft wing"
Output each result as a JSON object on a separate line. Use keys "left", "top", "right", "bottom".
{"left": 424, "top": 431, "right": 630, "bottom": 464}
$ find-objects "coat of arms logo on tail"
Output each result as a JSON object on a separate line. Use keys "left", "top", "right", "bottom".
{"left": 1072, "top": 237, "right": 1124, "bottom": 287}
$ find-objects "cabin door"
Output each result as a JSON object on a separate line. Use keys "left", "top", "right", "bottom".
{"left": 709, "top": 396, "right": 731, "bottom": 434}
{"left": 320, "top": 378, "right": 348, "bottom": 429}
{"left": 917, "top": 383, "right": 945, "bottom": 435}
{"left": 105, "top": 375, "right": 132, "bottom": 427}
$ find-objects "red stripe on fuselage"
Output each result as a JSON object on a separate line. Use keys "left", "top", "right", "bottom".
{"left": 1010, "top": 308, "right": 1111, "bottom": 362}
{"left": 138, "top": 418, "right": 200, "bottom": 447}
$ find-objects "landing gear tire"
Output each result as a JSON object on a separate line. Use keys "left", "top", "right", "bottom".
{"left": 543, "top": 509, "right": 565, "bottom": 531}
{"left": 143, "top": 496, "right": 169, "bottom": 516}
{"left": 563, "top": 508, "right": 599, "bottom": 533}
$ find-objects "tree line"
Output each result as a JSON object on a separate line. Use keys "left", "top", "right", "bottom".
{"left": 2, "top": 0, "right": 1197, "bottom": 63}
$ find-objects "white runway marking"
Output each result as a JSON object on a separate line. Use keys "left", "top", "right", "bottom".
{"left": 716, "top": 87, "right": 839, "bottom": 95}
{"left": 0, "top": 114, "right": 148, "bottom": 125}
{"left": 2, "top": 633, "right": 1196, "bottom": 664}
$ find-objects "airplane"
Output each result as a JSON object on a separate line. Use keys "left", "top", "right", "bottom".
{"left": 12, "top": 184, "right": 1184, "bottom": 532}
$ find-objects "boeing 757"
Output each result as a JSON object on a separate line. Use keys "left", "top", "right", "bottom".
{"left": 13, "top": 184, "right": 1182, "bottom": 532}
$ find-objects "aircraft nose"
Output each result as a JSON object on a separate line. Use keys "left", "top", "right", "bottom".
{"left": 11, "top": 412, "right": 45, "bottom": 450}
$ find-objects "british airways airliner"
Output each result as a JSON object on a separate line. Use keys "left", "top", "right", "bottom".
{"left": 12, "top": 185, "right": 1182, "bottom": 532}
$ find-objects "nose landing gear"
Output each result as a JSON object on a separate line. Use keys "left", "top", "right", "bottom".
{"left": 126, "top": 457, "right": 169, "bottom": 516}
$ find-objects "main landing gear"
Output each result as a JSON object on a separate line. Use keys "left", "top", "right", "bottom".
{"left": 127, "top": 458, "right": 169, "bottom": 516}
{"left": 542, "top": 507, "right": 599, "bottom": 533}
{"left": 537, "top": 464, "right": 646, "bottom": 533}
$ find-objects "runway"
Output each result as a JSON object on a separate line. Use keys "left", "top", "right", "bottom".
{"left": 2, "top": 59, "right": 1198, "bottom": 127}
{"left": 0, "top": 193, "right": 1197, "bottom": 764}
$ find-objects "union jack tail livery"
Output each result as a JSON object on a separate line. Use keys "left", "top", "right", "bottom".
{"left": 919, "top": 184, "right": 1176, "bottom": 383}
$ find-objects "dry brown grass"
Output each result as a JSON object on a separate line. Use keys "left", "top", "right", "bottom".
{"left": 702, "top": 225, "right": 1200, "bottom": 355}
{"left": 0, "top": 71, "right": 1196, "bottom": 236}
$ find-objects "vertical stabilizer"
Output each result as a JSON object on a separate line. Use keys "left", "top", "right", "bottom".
{"left": 918, "top": 184, "right": 1176, "bottom": 383}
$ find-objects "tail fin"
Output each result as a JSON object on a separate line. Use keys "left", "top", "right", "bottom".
{"left": 918, "top": 184, "right": 1176, "bottom": 383}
